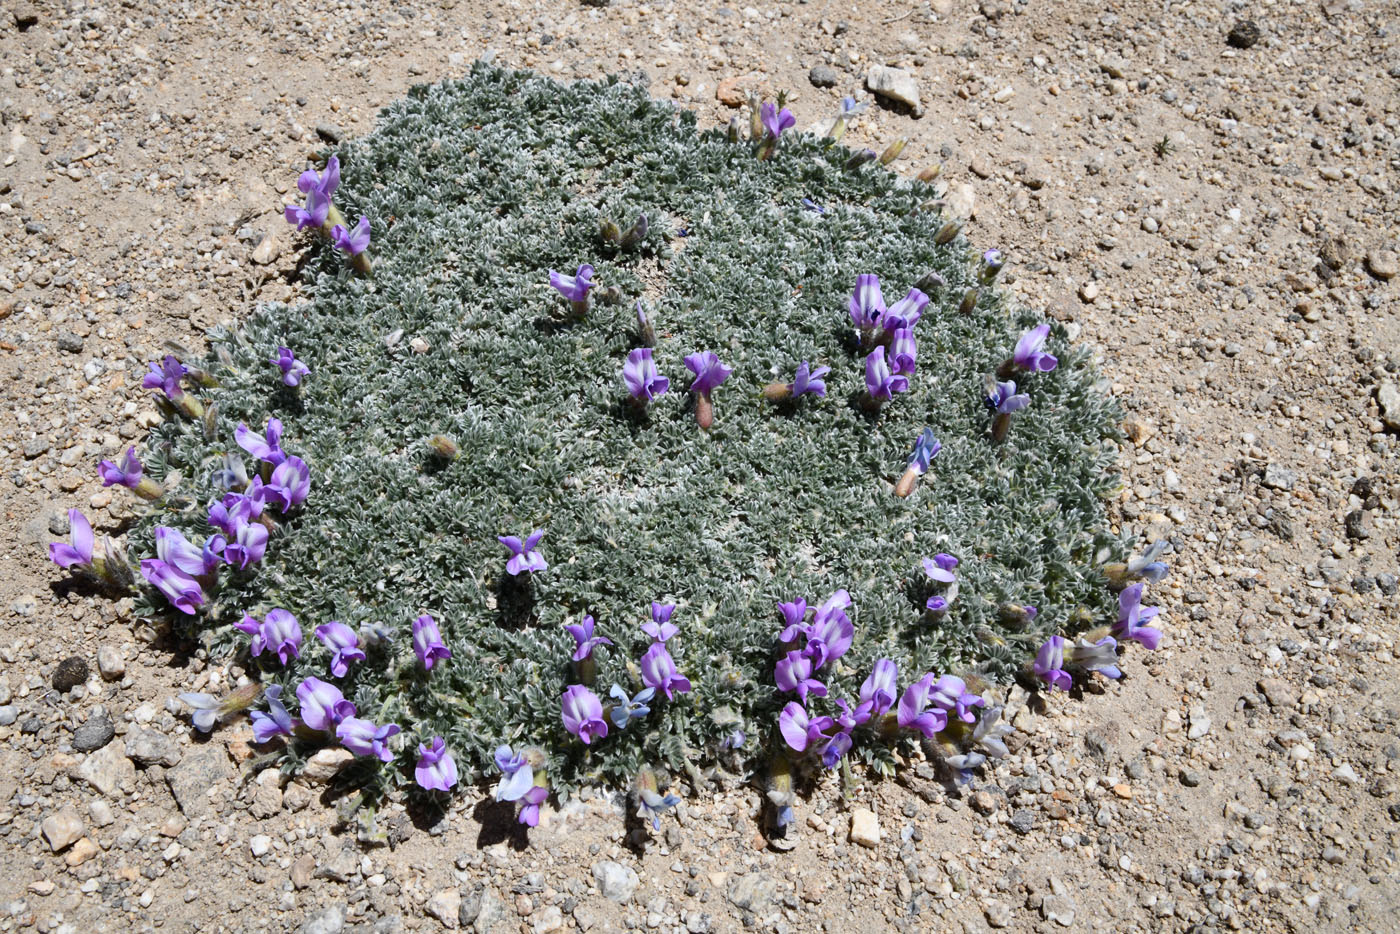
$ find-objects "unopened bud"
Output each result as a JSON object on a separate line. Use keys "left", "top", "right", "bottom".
{"left": 917, "top": 163, "right": 942, "bottom": 182}
{"left": 933, "top": 219, "right": 962, "bottom": 245}
{"left": 695, "top": 393, "right": 714, "bottom": 430}
{"left": 845, "top": 148, "right": 877, "bottom": 171}
{"left": 760, "top": 382, "right": 792, "bottom": 403}
{"left": 878, "top": 137, "right": 907, "bottom": 165}
{"left": 426, "top": 435, "right": 459, "bottom": 460}
{"left": 619, "top": 214, "right": 648, "bottom": 249}
{"left": 201, "top": 400, "right": 217, "bottom": 441}
{"left": 748, "top": 93, "right": 763, "bottom": 141}
{"left": 175, "top": 393, "right": 204, "bottom": 420}
{"left": 914, "top": 270, "right": 946, "bottom": 295}
{"left": 958, "top": 288, "right": 979, "bottom": 315}
{"left": 599, "top": 218, "right": 622, "bottom": 244}
{"left": 894, "top": 467, "right": 920, "bottom": 498}
{"left": 827, "top": 116, "right": 848, "bottom": 143}
{"left": 726, "top": 116, "right": 741, "bottom": 143}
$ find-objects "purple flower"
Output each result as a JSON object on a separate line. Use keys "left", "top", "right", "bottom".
{"left": 499, "top": 529, "right": 547, "bottom": 576}
{"left": 223, "top": 520, "right": 269, "bottom": 570}
{"left": 1033, "top": 636, "right": 1072, "bottom": 693}
{"left": 412, "top": 614, "right": 452, "bottom": 671}
{"left": 864, "top": 347, "right": 909, "bottom": 401}
{"left": 209, "top": 492, "right": 264, "bottom": 536}
{"left": 907, "top": 429, "right": 942, "bottom": 475}
{"left": 548, "top": 264, "right": 596, "bottom": 303}
{"left": 98, "top": 447, "right": 144, "bottom": 488}
{"left": 1114, "top": 583, "right": 1163, "bottom": 650}
{"left": 415, "top": 737, "right": 459, "bottom": 791}
{"left": 258, "top": 455, "right": 310, "bottom": 513}
{"left": 142, "top": 356, "right": 187, "bottom": 398}
{"left": 639, "top": 643, "right": 692, "bottom": 700}
{"left": 638, "top": 785, "right": 682, "bottom": 831}
{"left": 774, "top": 650, "right": 827, "bottom": 703}
{"left": 236, "top": 609, "right": 302, "bottom": 666}
{"left": 929, "top": 675, "right": 986, "bottom": 724}
{"left": 855, "top": 658, "right": 898, "bottom": 723}
{"left": 561, "top": 684, "right": 609, "bottom": 744}
{"left": 211, "top": 454, "right": 250, "bottom": 491}
{"left": 493, "top": 745, "right": 534, "bottom": 802}
{"left": 804, "top": 600, "right": 853, "bottom": 670}
{"left": 284, "top": 188, "right": 330, "bottom": 231}
{"left": 49, "top": 509, "right": 94, "bottom": 569}
{"left": 609, "top": 684, "right": 655, "bottom": 729}
{"left": 635, "top": 301, "right": 656, "bottom": 346}
{"left": 986, "top": 379, "right": 1030, "bottom": 414}
{"left": 315, "top": 622, "right": 365, "bottom": 678}
{"left": 889, "top": 328, "right": 917, "bottom": 376}
{"left": 623, "top": 348, "right": 669, "bottom": 402}
{"left": 848, "top": 274, "right": 886, "bottom": 331}
{"left": 178, "top": 693, "right": 220, "bottom": 733}
{"left": 684, "top": 351, "right": 732, "bottom": 395}
{"left": 897, "top": 674, "right": 949, "bottom": 738}
{"left": 298, "top": 155, "right": 340, "bottom": 199}
{"left": 565, "top": 615, "right": 612, "bottom": 662}
{"left": 790, "top": 362, "right": 829, "bottom": 398}
{"left": 1109, "top": 541, "right": 1171, "bottom": 589}
{"left": 296, "top": 677, "right": 356, "bottom": 731}
{"left": 1069, "top": 636, "right": 1122, "bottom": 680}
{"left": 778, "top": 701, "right": 833, "bottom": 752}
{"left": 801, "top": 197, "right": 825, "bottom": 214}
{"left": 922, "top": 553, "right": 958, "bottom": 584}
{"left": 981, "top": 249, "right": 1005, "bottom": 283}
{"left": 925, "top": 595, "right": 949, "bottom": 614}
{"left": 330, "top": 216, "right": 371, "bottom": 256}
{"left": 642, "top": 602, "right": 678, "bottom": 643}
{"left": 235, "top": 418, "right": 286, "bottom": 466}
{"left": 839, "top": 96, "right": 869, "bottom": 119}
{"left": 881, "top": 288, "right": 930, "bottom": 332}
{"left": 155, "top": 526, "right": 222, "bottom": 577}
{"left": 1012, "top": 324, "right": 1058, "bottom": 373}
{"left": 250, "top": 684, "right": 294, "bottom": 743}
{"left": 760, "top": 101, "right": 795, "bottom": 139}
{"left": 337, "top": 717, "right": 401, "bottom": 763}
{"left": 270, "top": 347, "right": 311, "bottom": 387}
{"left": 139, "top": 559, "right": 205, "bottom": 614}
{"left": 518, "top": 785, "right": 548, "bottom": 827}
{"left": 776, "top": 599, "right": 808, "bottom": 642}
{"left": 819, "top": 730, "right": 853, "bottom": 769}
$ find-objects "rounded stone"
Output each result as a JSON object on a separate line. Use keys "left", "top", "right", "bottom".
{"left": 72, "top": 713, "right": 115, "bottom": 752}
{"left": 52, "top": 656, "right": 90, "bottom": 692}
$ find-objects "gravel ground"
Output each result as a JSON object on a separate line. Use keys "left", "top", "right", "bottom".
{"left": 1, "top": 0, "right": 1398, "bottom": 932}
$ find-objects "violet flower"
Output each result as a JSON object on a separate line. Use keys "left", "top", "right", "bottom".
{"left": 250, "top": 684, "right": 294, "bottom": 743}
{"left": 412, "top": 614, "right": 452, "bottom": 671}
{"left": 296, "top": 676, "right": 356, "bottom": 731}
{"left": 639, "top": 643, "right": 692, "bottom": 700}
{"left": 791, "top": 361, "right": 829, "bottom": 398}
{"left": 548, "top": 264, "right": 596, "bottom": 314}
{"left": 897, "top": 674, "right": 949, "bottom": 738}
{"left": 178, "top": 693, "right": 221, "bottom": 733}
{"left": 609, "top": 684, "right": 655, "bottom": 729}
{"left": 270, "top": 347, "right": 311, "bottom": 387}
{"left": 1069, "top": 636, "right": 1123, "bottom": 680}
{"left": 236, "top": 609, "right": 302, "bottom": 666}
{"left": 235, "top": 418, "right": 286, "bottom": 467}
{"left": 337, "top": 717, "right": 401, "bottom": 763}
{"left": 848, "top": 274, "right": 886, "bottom": 339}
{"left": 561, "top": 684, "right": 609, "bottom": 744}
{"left": 139, "top": 559, "right": 205, "bottom": 615}
{"left": 1033, "top": 636, "right": 1072, "bottom": 692}
{"left": 211, "top": 453, "right": 250, "bottom": 491}
{"left": 1114, "top": 583, "right": 1163, "bottom": 650}
{"left": 981, "top": 248, "right": 1005, "bottom": 284}
{"left": 518, "top": 785, "right": 548, "bottom": 827}
{"left": 778, "top": 701, "right": 833, "bottom": 753}
{"left": 49, "top": 509, "right": 94, "bottom": 570}
{"left": 684, "top": 351, "right": 732, "bottom": 429}
{"left": 896, "top": 428, "right": 942, "bottom": 497}
{"left": 929, "top": 675, "right": 986, "bottom": 724}
{"left": 776, "top": 599, "right": 808, "bottom": 643}
{"left": 499, "top": 530, "right": 547, "bottom": 576}
{"left": 855, "top": 658, "right": 898, "bottom": 724}
{"left": 1010, "top": 324, "right": 1058, "bottom": 373}
{"left": 985, "top": 377, "right": 1030, "bottom": 442}
{"left": 623, "top": 348, "right": 669, "bottom": 403}
{"left": 223, "top": 520, "right": 269, "bottom": 570}
{"left": 493, "top": 745, "right": 534, "bottom": 802}
{"left": 284, "top": 188, "right": 329, "bottom": 231}
{"left": 642, "top": 602, "right": 678, "bottom": 643}
{"left": 315, "top": 622, "right": 365, "bottom": 678}
{"left": 1106, "top": 541, "right": 1171, "bottom": 589}
{"left": 298, "top": 155, "right": 340, "bottom": 200}
{"left": 880, "top": 288, "right": 930, "bottom": 333}
{"left": 925, "top": 595, "right": 949, "bottom": 615}
{"left": 774, "top": 650, "right": 827, "bottom": 703}
{"left": 922, "top": 553, "right": 959, "bottom": 584}
{"left": 804, "top": 600, "right": 853, "bottom": 671}
{"left": 98, "top": 447, "right": 155, "bottom": 496}
{"left": 820, "top": 730, "right": 853, "bottom": 769}
{"left": 638, "top": 785, "right": 682, "bottom": 831}
{"left": 142, "top": 356, "right": 187, "bottom": 399}
{"left": 330, "top": 216, "right": 370, "bottom": 256}
{"left": 155, "top": 526, "right": 223, "bottom": 577}
{"left": 889, "top": 327, "right": 917, "bottom": 376}
{"left": 864, "top": 346, "right": 909, "bottom": 402}
{"left": 208, "top": 492, "right": 263, "bottom": 536}
{"left": 258, "top": 455, "right": 310, "bottom": 513}
{"left": 415, "top": 737, "right": 459, "bottom": 792}
{"left": 566, "top": 614, "right": 612, "bottom": 661}
{"left": 760, "top": 101, "right": 795, "bottom": 140}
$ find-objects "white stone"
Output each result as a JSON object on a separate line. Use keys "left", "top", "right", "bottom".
{"left": 425, "top": 887, "right": 461, "bottom": 928}
{"left": 249, "top": 834, "right": 271, "bottom": 857}
{"left": 302, "top": 747, "right": 355, "bottom": 783}
{"left": 865, "top": 65, "right": 920, "bottom": 109}
{"left": 41, "top": 808, "right": 85, "bottom": 852}
{"left": 850, "top": 808, "right": 881, "bottom": 848}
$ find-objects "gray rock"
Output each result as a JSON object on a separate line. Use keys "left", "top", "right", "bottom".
{"left": 315, "top": 123, "right": 345, "bottom": 143}
{"left": 1377, "top": 381, "right": 1400, "bottom": 432}
{"left": 125, "top": 728, "right": 182, "bottom": 767}
{"left": 473, "top": 887, "right": 509, "bottom": 933}
{"left": 726, "top": 872, "right": 777, "bottom": 913}
{"left": 251, "top": 233, "right": 281, "bottom": 265}
{"left": 457, "top": 886, "right": 482, "bottom": 927}
{"left": 300, "top": 904, "right": 345, "bottom": 934}
{"left": 425, "top": 888, "right": 460, "bottom": 929}
{"left": 96, "top": 645, "right": 125, "bottom": 680}
{"left": 166, "top": 747, "right": 232, "bottom": 817}
{"left": 1365, "top": 249, "right": 1398, "bottom": 280}
{"left": 808, "top": 65, "right": 838, "bottom": 88}
{"left": 1226, "top": 20, "right": 1261, "bottom": 49}
{"left": 1010, "top": 809, "right": 1036, "bottom": 834}
{"left": 0, "top": 706, "right": 14, "bottom": 727}
{"left": 72, "top": 712, "right": 114, "bottom": 752}
{"left": 1041, "top": 893, "right": 1077, "bottom": 926}
{"left": 592, "top": 861, "right": 639, "bottom": 903}
{"left": 74, "top": 740, "right": 135, "bottom": 795}
{"left": 1261, "top": 463, "right": 1296, "bottom": 490}
{"left": 56, "top": 332, "right": 84, "bottom": 353}
{"left": 865, "top": 65, "right": 920, "bottom": 109}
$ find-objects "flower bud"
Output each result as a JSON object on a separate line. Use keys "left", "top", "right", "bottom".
{"left": 747, "top": 93, "right": 763, "bottom": 141}
{"left": 878, "top": 137, "right": 907, "bottom": 165}
{"left": 760, "top": 381, "right": 792, "bottom": 403}
{"left": 695, "top": 393, "right": 714, "bottom": 430}
{"left": 894, "top": 467, "right": 920, "bottom": 498}
{"left": 175, "top": 393, "right": 205, "bottom": 420}
{"left": 917, "top": 163, "right": 942, "bottom": 182}
{"left": 958, "top": 288, "right": 979, "bottom": 315}
{"left": 599, "top": 218, "right": 622, "bottom": 245}
{"left": 201, "top": 401, "right": 218, "bottom": 441}
{"left": 726, "top": 116, "right": 741, "bottom": 143}
{"left": 133, "top": 477, "right": 165, "bottom": 501}
{"left": 914, "top": 270, "right": 946, "bottom": 295}
{"left": 426, "top": 435, "right": 460, "bottom": 460}
{"left": 933, "top": 219, "right": 962, "bottom": 245}
{"left": 827, "top": 116, "right": 848, "bottom": 143}
{"left": 844, "top": 148, "right": 877, "bottom": 171}
{"left": 619, "top": 214, "right": 648, "bottom": 249}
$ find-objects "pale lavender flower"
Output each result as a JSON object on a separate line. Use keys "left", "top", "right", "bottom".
{"left": 493, "top": 745, "right": 534, "bottom": 802}
{"left": 790, "top": 362, "right": 829, "bottom": 398}
{"left": 804, "top": 597, "right": 853, "bottom": 670}
{"left": 296, "top": 677, "right": 356, "bottom": 731}
{"left": 774, "top": 650, "right": 827, "bottom": 703}
{"left": 297, "top": 155, "right": 340, "bottom": 199}
{"left": 250, "top": 684, "right": 294, "bottom": 743}
{"left": 819, "top": 730, "right": 853, "bottom": 769}
{"left": 639, "top": 643, "right": 692, "bottom": 700}
{"left": 609, "top": 684, "right": 655, "bottom": 729}
{"left": 178, "top": 692, "right": 220, "bottom": 733}
{"left": 270, "top": 347, "right": 311, "bottom": 387}
{"left": 623, "top": 348, "right": 669, "bottom": 402}
{"left": 223, "top": 520, "right": 268, "bottom": 570}
{"left": 1011, "top": 324, "right": 1058, "bottom": 373}
{"left": 642, "top": 602, "right": 678, "bottom": 643}
{"left": 211, "top": 453, "right": 250, "bottom": 491}
{"left": 778, "top": 701, "right": 833, "bottom": 753}
{"left": 848, "top": 274, "right": 886, "bottom": 332}
{"left": 284, "top": 188, "right": 330, "bottom": 231}
{"left": 880, "top": 288, "right": 930, "bottom": 332}
{"left": 776, "top": 599, "right": 808, "bottom": 643}
{"left": 235, "top": 418, "right": 286, "bottom": 466}
{"left": 925, "top": 595, "right": 949, "bottom": 614}
{"left": 415, "top": 737, "right": 458, "bottom": 791}
{"left": 1114, "top": 583, "right": 1163, "bottom": 650}
{"left": 208, "top": 492, "right": 263, "bottom": 536}
{"left": 154, "top": 526, "right": 222, "bottom": 577}
{"left": 139, "top": 559, "right": 204, "bottom": 614}
{"left": 980, "top": 249, "right": 1005, "bottom": 284}
{"left": 330, "top": 216, "right": 370, "bottom": 255}
{"left": 922, "top": 553, "right": 959, "bottom": 584}
{"left": 638, "top": 786, "right": 682, "bottom": 830}
{"left": 889, "top": 327, "right": 917, "bottom": 376}
{"left": 928, "top": 675, "right": 985, "bottom": 724}
{"left": 142, "top": 356, "right": 187, "bottom": 398}
{"left": 49, "top": 509, "right": 94, "bottom": 569}
{"left": 907, "top": 429, "right": 941, "bottom": 475}
{"left": 1069, "top": 636, "right": 1122, "bottom": 680}
{"left": 565, "top": 615, "right": 612, "bottom": 661}
{"left": 499, "top": 530, "right": 547, "bottom": 576}
{"left": 412, "top": 614, "right": 451, "bottom": 670}
{"left": 801, "top": 197, "right": 825, "bottom": 214}
{"left": 548, "top": 264, "right": 596, "bottom": 303}
{"left": 760, "top": 101, "right": 795, "bottom": 139}
{"left": 258, "top": 455, "right": 310, "bottom": 513}
{"left": 518, "top": 785, "right": 548, "bottom": 826}
{"left": 315, "top": 622, "right": 365, "bottom": 678}
{"left": 855, "top": 659, "right": 898, "bottom": 724}
{"left": 236, "top": 609, "right": 302, "bottom": 666}
{"left": 1033, "top": 636, "right": 1072, "bottom": 692}
{"left": 985, "top": 379, "right": 1030, "bottom": 414}
{"left": 864, "top": 346, "right": 908, "bottom": 401}
{"left": 98, "top": 447, "right": 143, "bottom": 488}
{"left": 337, "top": 717, "right": 400, "bottom": 763}
{"left": 839, "top": 96, "right": 868, "bottom": 119}
{"left": 684, "top": 351, "right": 731, "bottom": 395}
{"left": 897, "top": 674, "right": 949, "bottom": 738}
{"left": 561, "top": 685, "right": 608, "bottom": 744}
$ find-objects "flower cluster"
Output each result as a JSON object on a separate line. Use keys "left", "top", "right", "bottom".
{"left": 283, "top": 155, "right": 372, "bottom": 272}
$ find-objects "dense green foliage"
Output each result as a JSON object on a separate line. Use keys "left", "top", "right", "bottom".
{"left": 132, "top": 64, "right": 1127, "bottom": 791}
